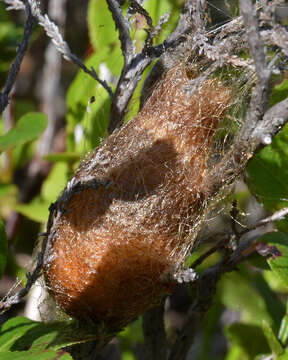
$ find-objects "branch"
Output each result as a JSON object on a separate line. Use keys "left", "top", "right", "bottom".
{"left": 240, "top": 0, "right": 270, "bottom": 84}
{"left": 0, "top": 2, "right": 35, "bottom": 113}
{"left": 106, "top": 0, "right": 135, "bottom": 64}
{"left": 240, "top": 208, "right": 288, "bottom": 236}
{"left": 108, "top": 0, "right": 192, "bottom": 133}
{"left": 210, "top": 95, "right": 288, "bottom": 195}
{"left": 38, "top": 0, "right": 67, "bottom": 156}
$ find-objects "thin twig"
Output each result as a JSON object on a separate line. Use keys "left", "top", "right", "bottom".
{"left": 191, "top": 206, "right": 288, "bottom": 270}
{"left": 210, "top": 95, "right": 288, "bottom": 196}
{"left": 240, "top": 0, "right": 270, "bottom": 84}
{"left": 240, "top": 207, "right": 288, "bottom": 235}
{"left": 129, "top": 0, "right": 154, "bottom": 49}
{"left": 190, "top": 237, "right": 229, "bottom": 269}
{"left": 69, "top": 54, "right": 113, "bottom": 101}
{"left": 108, "top": 0, "right": 192, "bottom": 133}
{"left": 38, "top": 0, "right": 67, "bottom": 156}
{"left": 0, "top": 2, "right": 35, "bottom": 113}
{"left": 106, "top": 0, "right": 135, "bottom": 64}
{"left": 0, "top": 252, "right": 43, "bottom": 312}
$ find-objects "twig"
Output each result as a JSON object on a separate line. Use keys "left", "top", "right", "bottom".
{"left": 38, "top": 0, "right": 67, "bottom": 156}
{"left": 190, "top": 236, "right": 229, "bottom": 269}
{"left": 106, "top": 0, "right": 135, "bottom": 64}
{"left": 0, "top": 2, "right": 35, "bottom": 113}
{"left": 0, "top": 252, "right": 43, "bottom": 313}
{"left": 191, "top": 206, "right": 288, "bottom": 270}
{"left": 240, "top": 0, "right": 270, "bottom": 84}
{"left": 192, "top": 0, "right": 207, "bottom": 32}
{"left": 210, "top": 95, "right": 288, "bottom": 196}
{"left": 239, "top": 207, "right": 288, "bottom": 235}
{"left": 3, "top": 0, "right": 24, "bottom": 11}
{"left": 153, "top": 12, "right": 171, "bottom": 38}
{"left": 129, "top": 0, "right": 154, "bottom": 49}
{"left": 108, "top": 0, "right": 192, "bottom": 133}
{"left": 142, "top": 300, "right": 167, "bottom": 360}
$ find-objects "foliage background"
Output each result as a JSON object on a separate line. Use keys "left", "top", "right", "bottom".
{"left": 1, "top": 0, "right": 288, "bottom": 359}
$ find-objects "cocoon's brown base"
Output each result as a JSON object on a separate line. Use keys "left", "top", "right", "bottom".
{"left": 43, "top": 64, "right": 231, "bottom": 328}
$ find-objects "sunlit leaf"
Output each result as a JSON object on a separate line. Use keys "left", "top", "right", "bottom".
{"left": 0, "top": 113, "right": 47, "bottom": 152}
{"left": 88, "top": 0, "right": 119, "bottom": 52}
{"left": 43, "top": 152, "right": 81, "bottom": 164}
{"left": 0, "top": 350, "right": 72, "bottom": 360}
{"left": 66, "top": 52, "right": 111, "bottom": 153}
{"left": 41, "top": 162, "right": 68, "bottom": 203}
{"left": 13, "top": 201, "right": 50, "bottom": 223}
{"left": 262, "top": 320, "right": 283, "bottom": 356}
{"left": 279, "top": 314, "right": 288, "bottom": 346}
{"left": 278, "top": 351, "right": 288, "bottom": 360}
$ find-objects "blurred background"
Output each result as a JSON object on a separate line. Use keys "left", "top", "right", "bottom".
{"left": 1, "top": 1, "right": 288, "bottom": 359}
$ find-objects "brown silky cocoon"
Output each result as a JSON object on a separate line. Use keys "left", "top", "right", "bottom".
{"left": 44, "top": 63, "right": 232, "bottom": 328}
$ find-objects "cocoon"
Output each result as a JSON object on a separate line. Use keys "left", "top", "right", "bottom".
{"left": 43, "top": 63, "right": 232, "bottom": 328}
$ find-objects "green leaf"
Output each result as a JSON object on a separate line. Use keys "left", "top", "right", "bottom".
{"left": 0, "top": 316, "right": 113, "bottom": 352}
{"left": 278, "top": 351, "right": 288, "bottom": 360}
{"left": 225, "top": 346, "right": 249, "bottom": 360}
{"left": 225, "top": 323, "right": 270, "bottom": 358}
{"left": 246, "top": 123, "right": 288, "bottom": 214}
{"left": 87, "top": 0, "right": 123, "bottom": 76}
{"left": 88, "top": 0, "right": 119, "bottom": 52}
{"left": 219, "top": 271, "right": 273, "bottom": 326}
{"left": 0, "top": 217, "right": 8, "bottom": 278}
{"left": 43, "top": 152, "right": 81, "bottom": 164}
{"left": 41, "top": 162, "right": 68, "bottom": 203}
{"left": 279, "top": 300, "right": 288, "bottom": 346}
{"left": 13, "top": 201, "right": 50, "bottom": 223}
{"left": 262, "top": 320, "right": 283, "bottom": 356}
{"left": 258, "top": 232, "right": 288, "bottom": 289}
{"left": 0, "top": 350, "right": 72, "bottom": 360}
{"left": 270, "top": 79, "right": 288, "bottom": 107}
{"left": 279, "top": 314, "right": 288, "bottom": 346}
{"left": 263, "top": 270, "right": 288, "bottom": 294}
{"left": 198, "top": 297, "right": 223, "bottom": 360}
{"left": 252, "top": 272, "right": 285, "bottom": 328}
{"left": 0, "top": 113, "right": 47, "bottom": 152}
{"left": 0, "top": 184, "right": 18, "bottom": 199}
{"left": 66, "top": 52, "right": 111, "bottom": 152}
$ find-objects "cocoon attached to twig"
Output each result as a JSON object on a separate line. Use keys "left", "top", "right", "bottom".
{"left": 43, "top": 63, "right": 232, "bottom": 328}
